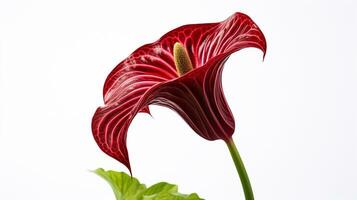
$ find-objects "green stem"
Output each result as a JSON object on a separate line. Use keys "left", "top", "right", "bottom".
{"left": 226, "top": 138, "right": 254, "bottom": 200}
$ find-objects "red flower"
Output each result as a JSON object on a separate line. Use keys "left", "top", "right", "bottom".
{"left": 92, "top": 13, "right": 266, "bottom": 172}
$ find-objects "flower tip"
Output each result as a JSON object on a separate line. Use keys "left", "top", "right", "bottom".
{"left": 173, "top": 42, "right": 193, "bottom": 76}
{"left": 173, "top": 42, "right": 183, "bottom": 51}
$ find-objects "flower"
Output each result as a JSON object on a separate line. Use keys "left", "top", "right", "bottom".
{"left": 92, "top": 12, "right": 266, "bottom": 172}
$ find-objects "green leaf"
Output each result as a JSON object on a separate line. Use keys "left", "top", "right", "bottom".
{"left": 94, "top": 168, "right": 146, "bottom": 200}
{"left": 94, "top": 168, "right": 203, "bottom": 200}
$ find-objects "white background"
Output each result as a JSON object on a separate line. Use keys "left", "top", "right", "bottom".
{"left": 0, "top": 0, "right": 356, "bottom": 199}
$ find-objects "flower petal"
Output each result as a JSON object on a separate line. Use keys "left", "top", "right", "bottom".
{"left": 196, "top": 13, "right": 267, "bottom": 65}
{"left": 136, "top": 53, "right": 235, "bottom": 141}
{"left": 92, "top": 12, "right": 266, "bottom": 171}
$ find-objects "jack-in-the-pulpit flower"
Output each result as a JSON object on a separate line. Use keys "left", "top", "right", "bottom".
{"left": 92, "top": 12, "right": 266, "bottom": 200}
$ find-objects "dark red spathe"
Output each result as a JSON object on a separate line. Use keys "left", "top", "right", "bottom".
{"left": 92, "top": 13, "right": 267, "bottom": 172}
